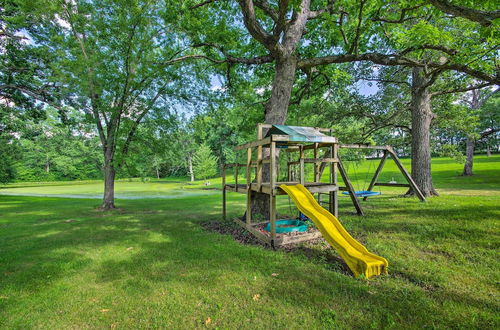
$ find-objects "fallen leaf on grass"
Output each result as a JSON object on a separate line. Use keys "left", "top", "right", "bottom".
{"left": 110, "top": 323, "right": 118, "bottom": 329}
{"left": 253, "top": 294, "right": 260, "bottom": 301}
{"left": 271, "top": 273, "right": 279, "bottom": 277}
{"left": 100, "top": 309, "right": 110, "bottom": 313}
{"left": 64, "top": 219, "right": 77, "bottom": 223}
{"left": 126, "top": 247, "right": 133, "bottom": 251}
{"left": 204, "top": 317, "right": 212, "bottom": 326}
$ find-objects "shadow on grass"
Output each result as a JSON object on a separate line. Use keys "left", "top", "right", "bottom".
{"left": 0, "top": 195, "right": 497, "bottom": 328}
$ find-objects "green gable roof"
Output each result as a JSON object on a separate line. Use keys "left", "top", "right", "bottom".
{"left": 265, "top": 125, "right": 335, "bottom": 143}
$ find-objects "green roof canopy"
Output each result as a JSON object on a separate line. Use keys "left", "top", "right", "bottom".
{"left": 265, "top": 125, "right": 335, "bottom": 143}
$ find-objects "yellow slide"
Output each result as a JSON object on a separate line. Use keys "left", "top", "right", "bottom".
{"left": 280, "top": 184, "right": 388, "bottom": 278}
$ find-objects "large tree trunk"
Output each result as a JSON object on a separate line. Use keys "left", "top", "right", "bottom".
{"left": 462, "top": 137, "right": 475, "bottom": 176}
{"left": 101, "top": 149, "right": 116, "bottom": 210}
{"left": 249, "top": 55, "right": 298, "bottom": 219}
{"left": 409, "top": 67, "right": 438, "bottom": 197}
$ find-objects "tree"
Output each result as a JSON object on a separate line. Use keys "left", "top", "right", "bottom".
{"left": 193, "top": 143, "right": 218, "bottom": 183}
{"left": 462, "top": 89, "right": 499, "bottom": 175}
{"left": 20, "top": 0, "right": 210, "bottom": 209}
{"left": 189, "top": 0, "right": 498, "bottom": 212}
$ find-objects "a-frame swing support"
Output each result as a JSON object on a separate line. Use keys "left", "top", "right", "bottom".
{"left": 339, "top": 144, "right": 426, "bottom": 202}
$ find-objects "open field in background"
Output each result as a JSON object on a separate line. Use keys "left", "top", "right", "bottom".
{"left": 1, "top": 156, "right": 499, "bottom": 328}
{"left": 2, "top": 155, "right": 499, "bottom": 199}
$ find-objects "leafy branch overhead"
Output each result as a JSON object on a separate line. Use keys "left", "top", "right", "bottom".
{"left": 188, "top": 0, "right": 499, "bottom": 85}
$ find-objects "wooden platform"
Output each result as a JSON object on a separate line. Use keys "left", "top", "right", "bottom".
{"left": 225, "top": 181, "right": 339, "bottom": 195}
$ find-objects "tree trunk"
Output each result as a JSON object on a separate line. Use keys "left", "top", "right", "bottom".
{"left": 45, "top": 154, "right": 50, "bottom": 173}
{"left": 462, "top": 137, "right": 475, "bottom": 176}
{"left": 249, "top": 55, "right": 298, "bottom": 219}
{"left": 409, "top": 67, "right": 438, "bottom": 197}
{"left": 156, "top": 167, "right": 160, "bottom": 179}
{"left": 188, "top": 153, "right": 194, "bottom": 182}
{"left": 101, "top": 149, "right": 116, "bottom": 210}
{"left": 486, "top": 144, "right": 491, "bottom": 156}
{"left": 461, "top": 89, "right": 481, "bottom": 176}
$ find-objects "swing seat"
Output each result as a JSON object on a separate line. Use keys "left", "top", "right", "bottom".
{"left": 342, "top": 190, "right": 381, "bottom": 198}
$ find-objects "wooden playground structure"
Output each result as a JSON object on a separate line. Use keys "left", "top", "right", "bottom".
{"left": 222, "top": 124, "right": 425, "bottom": 247}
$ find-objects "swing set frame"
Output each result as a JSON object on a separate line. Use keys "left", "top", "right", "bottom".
{"left": 221, "top": 124, "right": 426, "bottom": 247}
{"left": 338, "top": 144, "right": 426, "bottom": 203}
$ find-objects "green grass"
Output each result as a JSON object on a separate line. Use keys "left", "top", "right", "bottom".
{"left": 1, "top": 156, "right": 499, "bottom": 328}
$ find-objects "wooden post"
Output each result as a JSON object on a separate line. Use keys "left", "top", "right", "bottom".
{"left": 338, "top": 157, "right": 364, "bottom": 216}
{"left": 246, "top": 148, "right": 252, "bottom": 225}
{"left": 257, "top": 124, "right": 263, "bottom": 190}
{"left": 299, "top": 146, "right": 305, "bottom": 185}
{"left": 364, "top": 150, "right": 388, "bottom": 201}
{"left": 387, "top": 147, "right": 426, "bottom": 202}
{"left": 270, "top": 141, "right": 277, "bottom": 243}
{"left": 330, "top": 144, "right": 339, "bottom": 217}
{"left": 313, "top": 143, "right": 319, "bottom": 182}
{"left": 222, "top": 165, "right": 226, "bottom": 220}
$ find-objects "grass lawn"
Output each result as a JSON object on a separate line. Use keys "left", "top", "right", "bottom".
{"left": 1, "top": 156, "right": 499, "bottom": 328}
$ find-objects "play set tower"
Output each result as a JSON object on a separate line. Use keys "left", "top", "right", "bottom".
{"left": 222, "top": 124, "right": 425, "bottom": 248}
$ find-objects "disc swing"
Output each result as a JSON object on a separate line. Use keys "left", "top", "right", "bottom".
{"left": 342, "top": 157, "right": 381, "bottom": 198}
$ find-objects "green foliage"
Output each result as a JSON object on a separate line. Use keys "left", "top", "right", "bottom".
{"left": 439, "top": 144, "right": 466, "bottom": 164}
{"left": 193, "top": 143, "right": 218, "bottom": 181}
{"left": 0, "top": 137, "right": 19, "bottom": 183}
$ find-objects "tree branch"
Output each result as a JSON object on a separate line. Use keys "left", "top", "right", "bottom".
{"left": 192, "top": 43, "right": 274, "bottom": 65}
{"left": 349, "top": 0, "right": 365, "bottom": 54}
{"left": 254, "top": 0, "right": 279, "bottom": 22}
{"left": 283, "top": 0, "right": 311, "bottom": 52}
{"left": 428, "top": 0, "right": 500, "bottom": 27}
{"left": 479, "top": 128, "right": 500, "bottom": 140}
{"left": 237, "top": 0, "right": 278, "bottom": 53}
{"left": 372, "top": 5, "right": 424, "bottom": 24}
{"left": 189, "top": 0, "right": 218, "bottom": 10}
{"left": 297, "top": 53, "right": 500, "bottom": 84}
{"left": 432, "top": 82, "right": 494, "bottom": 96}
{"left": 308, "top": 0, "right": 335, "bottom": 19}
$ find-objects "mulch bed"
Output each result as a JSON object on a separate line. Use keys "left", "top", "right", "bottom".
{"left": 200, "top": 219, "right": 352, "bottom": 275}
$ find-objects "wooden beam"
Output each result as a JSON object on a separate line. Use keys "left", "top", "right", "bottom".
{"left": 235, "top": 137, "right": 271, "bottom": 151}
{"left": 257, "top": 125, "right": 264, "bottom": 194}
{"left": 275, "top": 231, "right": 323, "bottom": 245}
{"left": 338, "top": 156, "right": 364, "bottom": 216}
{"left": 288, "top": 158, "right": 338, "bottom": 166}
{"left": 386, "top": 147, "right": 426, "bottom": 202}
{"left": 225, "top": 184, "right": 247, "bottom": 193}
{"left": 234, "top": 219, "right": 271, "bottom": 245}
{"left": 374, "top": 183, "right": 411, "bottom": 187}
{"left": 299, "top": 146, "right": 305, "bottom": 185}
{"left": 363, "top": 150, "right": 388, "bottom": 201}
{"left": 303, "top": 142, "right": 336, "bottom": 150}
{"left": 340, "top": 144, "right": 389, "bottom": 150}
{"left": 314, "top": 143, "right": 319, "bottom": 183}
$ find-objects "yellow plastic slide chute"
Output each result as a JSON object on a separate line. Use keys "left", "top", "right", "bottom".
{"left": 280, "top": 184, "right": 388, "bottom": 278}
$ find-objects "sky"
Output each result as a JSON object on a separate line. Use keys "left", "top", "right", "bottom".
{"left": 209, "top": 75, "right": 379, "bottom": 96}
